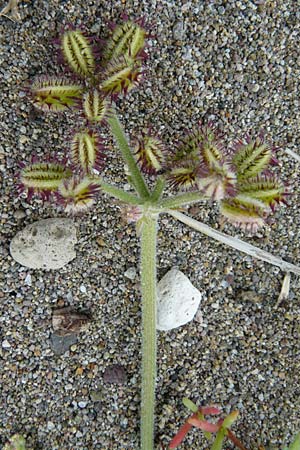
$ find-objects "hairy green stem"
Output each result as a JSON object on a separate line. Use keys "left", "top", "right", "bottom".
{"left": 99, "top": 180, "right": 141, "bottom": 205}
{"left": 140, "top": 214, "right": 158, "bottom": 450}
{"left": 107, "top": 108, "right": 150, "bottom": 199}
{"left": 158, "top": 191, "right": 206, "bottom": 210}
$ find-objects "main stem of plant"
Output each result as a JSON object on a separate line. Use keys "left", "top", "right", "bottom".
{"left": 140, "top": 215, "right": 158, "bottom": 450}
{"left": 108, "top": 110, "right": 158, "bottom": 449}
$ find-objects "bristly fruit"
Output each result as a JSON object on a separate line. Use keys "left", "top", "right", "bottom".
{"left": 237, "top": 175, "right": 287, "bottom": 211}
{"left": 57, "top": 176, "right": 101, "bottom": 213}
{"left": 134, "top": 133, "right": 165, "bottom": 174}
{"left": 61, "top": 30, "right": 95, "bottom": 78}
{"left": 220, "top": 196, "right": 267, "bottom": 233}
{"left": 70, "top": 130, "right": 105, "bottom": 174}
{"left": 31, "top": 77, "right": 83, "bottom": 112}
{"left": 100, "top": 55, "right": 143, "bottom": 97}
{"left": 232, "top": 134, "right": 273, "bottom": 180}
{"left": 19, "top": 162, "right": 72, "bottom": 198}
{"left": 168, "top": 164, "right": 199, "bottom": 190}
{"left": 103, "top": 20, "right": 146, "bottom": 62}
{"left": 82, "top": 89, "right": 110, "bottom": 122}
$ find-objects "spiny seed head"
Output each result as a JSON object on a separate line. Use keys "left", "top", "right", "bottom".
{"left": 83, "top": 89, "right": 110, "bottom": 122}
{"left": 198, "top": 124, "right": 224, "bottom": 170}
{"left": 57, "top": 176, "right": 101, "bottom": 213}
{"left": 104, "top": 20, "right": 146, "bottom": 62}
{"left": 173, "top": 130, "right": 204, "bottom": 163}
{"left": 62, "top": 30, "right": 95, "bottom": 77}
{"left": 20, "top": 162, "right": 72, "bottom": 195}
{"left": 134, "top": 134, "right": 165, "bottom": 174}
{"left": 31, "top": 77, "right": 83, "bottom": 112}
{"left": 236, "top": 175, "right": 287, "bottom": 211}
{"left": 70, "top": 130, "right": 105, "bottom": 174}
{"left": 220, "top": 197, "right": 267, "bottom": 232}
{"left": 232, "top": 135, "right": 272, "bottom": 181}
{"left": 100, "top": 55, "right": 143, "bottom": 97}
{"left": 168, "top": 165, "right": 198, "bottom": 190}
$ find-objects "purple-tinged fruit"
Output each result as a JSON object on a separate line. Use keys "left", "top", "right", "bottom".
{"left": 220, "top": 197, "right": 267, "bottom": 232}
{"left": 31, "top": 77, "right": 83, "bottom": 112}
{"left": 57, "top": 176, "right": 101, "bottom": 213}
{"left": 83, "top": 89, "right": 110, "bottom": 122}
{"left": 70, "top": 130, "right": 105, "bottom": 174}
{"left": 62, "top": 30, "right": 95, "bottom": 77}
{"left": 20, "top": 162, "right": 72, "bottom": 196}
{"left": 103, "top": 20, "right": 146, "bottom": 62}
{"left": 168, "top": 165, "right": 198, "bottom": 190}
{"left": 134, "top": 134, "right": 165, "bottom": 174}
{"left": 100, "top": 55, "right": 143, "bottom": 97}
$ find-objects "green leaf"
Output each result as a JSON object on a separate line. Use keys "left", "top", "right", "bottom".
{"left": 210, "top": 428, "right": 227, "bottom": 450}
{"left": 221, "top": 411, "right": 239, "bottom": 429}
{"left": 3, "top": 434, "right": 26, "bottom": 450}
{"left": 182, "top": 397, "right": 198, "bottom": 413}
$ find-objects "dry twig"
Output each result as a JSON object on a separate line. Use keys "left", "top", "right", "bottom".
{"left": 0, "top": 0, "right": 21, "bottom": 22}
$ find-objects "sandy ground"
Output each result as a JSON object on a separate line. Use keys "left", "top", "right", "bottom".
{"left": 0, "top": 1, "right": 300, "bottom": 449}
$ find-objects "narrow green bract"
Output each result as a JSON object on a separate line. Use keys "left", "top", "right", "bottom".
{"left": 32, "top": 78, "right": 83, "bottom": 112}
{"left": 20, "top": 162, "right": 72, "bottom": 191}
{"left": 62, "top": 30, "right": 95, "bottom": 77}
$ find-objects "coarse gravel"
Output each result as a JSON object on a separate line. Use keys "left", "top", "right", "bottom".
{"left": 0, "top": 1, "right": 300, "bottom": 449}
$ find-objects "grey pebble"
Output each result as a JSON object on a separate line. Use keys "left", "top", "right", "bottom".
{"left": 49, "top": 333, "right": 77, "bottom": 356}
{"left": 103, "top": 364, "right": 128, "bottom": 385}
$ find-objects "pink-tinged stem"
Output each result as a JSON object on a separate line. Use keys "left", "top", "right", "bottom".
{"left": 227, "top": 430, "right": 248, "bottom": 450}
{"left": 188, "top": 417, "right": 220, "bottom": 433}
{"left": 169, "top": 422, "right": 193, "bottom": 448}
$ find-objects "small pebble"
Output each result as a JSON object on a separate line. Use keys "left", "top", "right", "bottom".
{"left": 124, "top": 267, "right": 137, "bottom": 280}
{"left": 2, "top": 340, "right": 11, "bottom": 349}
{"left": 103, "top": 364, "right": 128, "bottom": 385}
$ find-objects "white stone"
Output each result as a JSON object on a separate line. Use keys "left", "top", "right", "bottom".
{"left": 2, "top": 340, "right": 11, "bottom": 349}
{"left": 124, "top": 267, "right": 137, "bottom": 280}
{"left": 24, "top": 273, "right": 32, "bottom": 286}
{"left": 10, "top": 218, "right": 77, "bottom": 270}
{"left": 80, "top": 285, "right": 87, "bottom": 293}
{"left": 157, "top": 268, "right": 202, "bottom": 331}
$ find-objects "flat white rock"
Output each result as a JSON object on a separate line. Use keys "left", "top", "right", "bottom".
{"left": 157, "top": 268, "right": 202, "bottom": 331}
{"left": 10, "top": 218, "right": 77, "bottom": 269}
